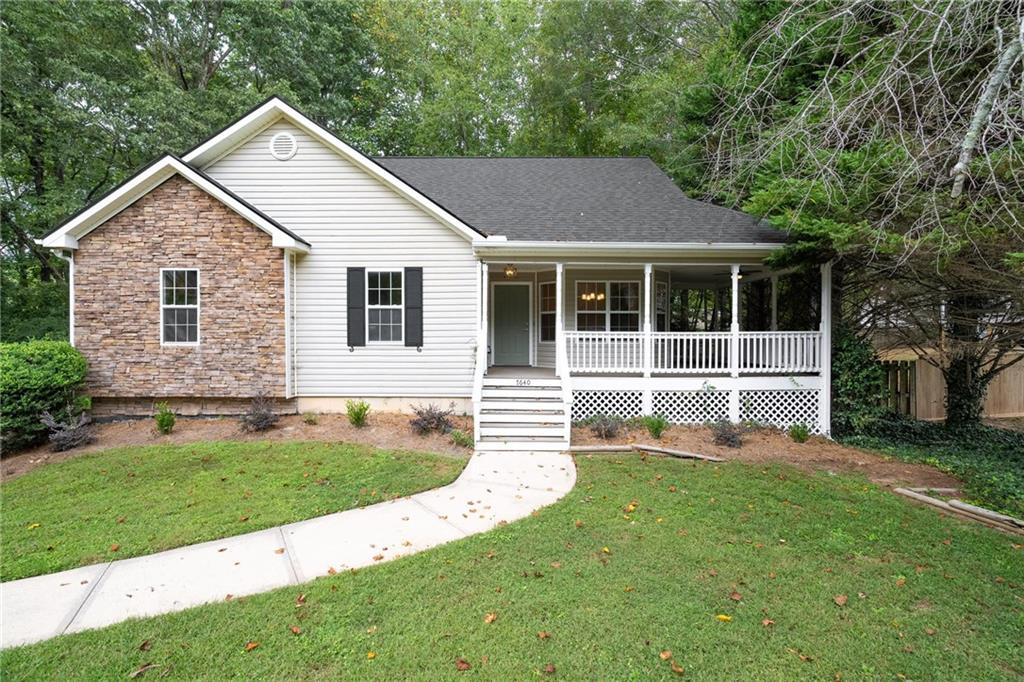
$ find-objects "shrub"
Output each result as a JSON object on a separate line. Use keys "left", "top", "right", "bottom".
{"left": 831, "top": 324, "right": 888, "bottom": 437}
{"left": 302, "top": 411, "right": 319, "bottom": 425}
{"left": 788, "top": 422, "right": 810, "bottom": 443}
{"left": 641, "top": 414, "right": 669, "bottom": 439}
{"left": 450, "top": 428, "right": 474, "bottom": 448}
{"left": 710, "top": 418, "right": 743, "bottom": 448}
{"left": 589, "top": 414, "right": 623, "bottom": 440}
{"left": 154, "top": 402, "right": 176, "bottom": 435}
{"left": 410, "top": 403, "right": 455, "bottom": 435}
{"left": 346, "top": 400, "right": 371, "bottom": 427}
{"left": 0, "top": 341, "right": 89, "bottom": 452}
{"left": 240, "top": 395, "right": 279, "bottom": 432}
{"left": 40, "top": 409, "right": 94, "bottom": 451}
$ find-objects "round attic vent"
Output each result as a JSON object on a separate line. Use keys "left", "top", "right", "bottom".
{"left": 269, "top": 132, "right": 297, "bottom": 161}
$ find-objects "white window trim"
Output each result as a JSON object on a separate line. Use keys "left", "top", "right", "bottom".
{"left": 365, "top": 268, "right": 405, "bottom": 345}
{"left": 489, "top": 280, "right": 534, "bottom": 367}
{"left": 575, "top": 280, "right": 641, "bottom": 332}
{"left": 538, "top": 280, "right": 556, "bottom": 344}
{"left": 159, "top": 268, "right": 200, "bottom": 347}
{"left": 656, "top": 280, "right": 669, "bottom": 331}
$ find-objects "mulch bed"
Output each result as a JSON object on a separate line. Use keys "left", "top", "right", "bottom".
{"left": 2, "top": 412, "right": 472, "bottom": 481}
{"left": 572, "top": 424, "right": 961, "bottom": 491}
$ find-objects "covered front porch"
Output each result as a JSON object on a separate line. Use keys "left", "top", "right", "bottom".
{"left": 472, "top": 255, "right": 833, "bottom": 435}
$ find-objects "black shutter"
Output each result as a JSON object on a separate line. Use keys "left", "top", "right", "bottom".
{"left": 347, "top": 267, "right": 365, "bottom": 347}
{"left": 405, "top": 267, "right": 423, "bottom": 347}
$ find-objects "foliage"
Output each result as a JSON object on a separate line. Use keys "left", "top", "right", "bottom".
{"left": 0, "top": 441, "right": 464, "bottom": 582}
{"left": 301, "top": 411, "right": 319, "bottom": 426}
{"left": 0, "top": 341, "right": 88, "bottom": 451}
{"left": 710, "top": 418, "right": 742, "bottom": 448}
{"left": 843, "top": 418, "right": 1024, "bottom": 517}
{"left": 449, "top": 429, "right": 474, "bottom": 448}
{"left": 589, "top": 414, "right": 623, "bottom": 440}
{"left": 409, "top": 403, "right": 454, "bottom": 435}
{"left": 830, "top": 324, "right": 888, "bottom": 437}
{"left": 4, "top": 457, "right": 1021, "bottom": 679}
{"left": 641, "top": 414, "right": 669, "bottom": 440}
{"left": 153, "top": 402, "right": 175, "bottom": 435}
{"left": 345, "top": 400, "right": 371, "bottom": 428}
{"left": 787, "top": 423, "right": 809, "bottom": 444}
{"left": 39, "top": 410, "right": 94, "bottom": 452}
{"left": 240, "top": 395, "right": 279, "bottom": 432}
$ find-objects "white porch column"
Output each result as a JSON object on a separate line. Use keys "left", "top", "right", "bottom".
{"left": 642, "top": 263, "right": 653, "bottom": 414}
{"left": 728, "top": 264, "right": 741, "bottom": 422}
{"left": 555, "top": 263, "right": 566, "bottom": 378}
{"left": 770, "top": 275, "right": 778, "bottom": 331}
{"left": 819, "top": 262, "right": 833, "bottom": 436}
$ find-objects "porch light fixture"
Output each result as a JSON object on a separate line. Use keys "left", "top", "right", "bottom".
{"left": 504, "top": 264, "right": 518, "bottom": 279}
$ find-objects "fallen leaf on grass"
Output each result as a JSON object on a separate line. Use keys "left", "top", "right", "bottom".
{"left": 762, "top": 618, "right": 775, "bottom": 627}
{"left": 659, "top": 650, "right": 672, "bottom": 660}
{"left": 671, "top": 660, "right": 685, "bottom": 675}
{"left": 925, "top": 628, "right": 936, "bottom": 636}
{"left": 484, "top": 612, "right": 498, "bottom": 624}
{"left": 109, "top": 544, "right": 120, "bottom": 552}
{"left": 543, "top": 663, "right": 556, "bottom": 674}
{"left": 601, "top": 547, "right": 611, "bottom": 554}
{"left": 574, "top": 519, "right": 584, "bottom": 528}
{"left": 129, "top": 663, "right": 159, "bottom": 678}
{"left": 139, "top": 640, "right": 152, "bottom": 651}
{"left": 730, "top": 591, "right": 742, "bottom": 601}
{"left": 290, "top": 626, "right": 301, "bottom": 635}
{"left": 716, "top": 614, "right": 732, "bottom": 622}
{"left": 238, "top": 516, "right": 249, "bottom": 522}
{"left": 295, "top": 593, "right": 306, "bottom": 605}
{"left": 244, "top": 641, "right": 259, "bottom": 652}
{"left": 833, "top": 594, "right": 848, "bottom": 607}
{"left": 26, "top": 523, "right": 40, "bottom": 530}
{"left": 455, "top": 658, "right": 472, "bottom": 671}
{"left": 550, "top": 561, "right": 562, "bottom": 569}
{"left": 538, "top": 631, "right": 551, "bottom": 640}
{"left": 366, "top": 651, "right": 376, "bottom": 660}
{"left": 895, "top": 577, "right": 906, "bottom": 587}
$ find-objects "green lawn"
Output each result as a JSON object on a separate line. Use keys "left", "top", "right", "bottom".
{"left": 3, "top": 455, "right": 1021, "bottom": 680}
{"left": 0, "top": 441, "right": 465, "bottom": 582}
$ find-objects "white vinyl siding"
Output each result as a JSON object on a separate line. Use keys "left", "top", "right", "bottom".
{"left": 205, "top": 120, "right": 477, "bottom": 397}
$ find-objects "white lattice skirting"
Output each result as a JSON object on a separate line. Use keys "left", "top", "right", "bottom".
{"left": 739, "top": 389, "right": 822, "bottom": 433}
{"left": 572, "top": 390, "right": 643, "bottom": 422}
{"left": 652, "top": 390, "right": 730, "bottom": 424}
{"left": 572, "top": 388, "right": 822, "bottom": 432}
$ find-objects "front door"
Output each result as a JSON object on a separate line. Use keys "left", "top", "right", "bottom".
{"left": 492, "top": 284, "right": 531, "bottom": 365}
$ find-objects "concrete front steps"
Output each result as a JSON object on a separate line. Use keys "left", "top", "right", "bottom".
{"left": 476, "top": 375, "right": 569, "bottom": 452}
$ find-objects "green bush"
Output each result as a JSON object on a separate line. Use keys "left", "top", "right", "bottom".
{"left": 154, "top": 402, "right": 176, "bottom": 435}
{"left": 641, "top": 414, "right": 669, "bottom": 439}
{"left": 589, "top": 414, "right": 624, "bottom": 440}
{"left": 302, "top": 411, "right": 319, "bottom": 425}
{"left": 788, "top": 422, "right": 810, "bottom": 443}
{"left": 346, "top": 399, "right": 370, "bottom": 427}
{"left": 450, "top": 428, "right": 474, "bottom": 448}
{"left": 710, "top": 418, "right": 742, "bottom": 447}
{"left": 831, "top": 324, "right": 888, "bottom": 437}
{"left": 0, "top": 341, "right": 88, "bottom": 452}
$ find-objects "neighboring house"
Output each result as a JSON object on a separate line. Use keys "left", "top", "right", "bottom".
{"left": 41, "top": 97, "right": 834, "bottom": 451}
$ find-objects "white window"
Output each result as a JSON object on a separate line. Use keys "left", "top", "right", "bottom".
{"left": 576, "top": 281, "right": 640, "bottom": 332}
{"left": 656, "top": 281, "right": 669, "bottom": 332}
{"left": 161, "top": 269, "right": 199, "bottom": 345}
{"left": 367, "top": 270, "right": 403, "bottom": 343}
{"left": 539, "top": 281, "right": 556, "bottom": 342}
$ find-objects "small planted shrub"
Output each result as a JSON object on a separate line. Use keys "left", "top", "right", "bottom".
{"left": 710, "top": 418, "right": 743, "bottom": 448}
{"left": 346, "top": 400, "right": 371, "bottom": 427}
{"left": 642, "top": 414, "right": 669, "bottom": 440}
{"left": 0, "top": 341, "right": 89, "bottom": 452}
{"left": 240, "top": 395, "right": 279, "bottom": 432}
{"left": 154, "top": 402, "right": 176, "bottom": 435}
{"left": 410, "top": 403, "right": 454, "bottom": 435}
{"left": 302, "top": 411, "right": 319, "bottom": 425}
{"left": 40, "top": 409, "right": 94, "bottom": 451}
{"left": 589, "top": 414, "right": 623, "bottom": 440}
{"left": 450, "top": 428, "right": 474, "bottom": 448}
{"left": 788, "top": 422, "right": 810, "bottom": 443}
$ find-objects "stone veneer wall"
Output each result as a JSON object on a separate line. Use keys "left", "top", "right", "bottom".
{"left": 74, "top": 175, "right": 287, "bottom": 406}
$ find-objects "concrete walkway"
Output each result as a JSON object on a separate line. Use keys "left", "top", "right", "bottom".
{"left": 1, "top": 450, "right": 575, "bottom": 649}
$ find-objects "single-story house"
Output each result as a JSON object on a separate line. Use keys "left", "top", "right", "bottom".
{"left": 41, "top": 97, "right": 833, "bottom": 451}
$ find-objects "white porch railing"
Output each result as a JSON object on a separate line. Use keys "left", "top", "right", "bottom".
{"left": 565, "top": 331, "right": 644, "bottom": 373}
{"left": 652, "top": 332, "right": 732, "bottom": 374}
{"left": 566, "top": 330, "right": 822, "bottom": 374}
{"left": 738, "top": 331, "right": 821, "bottom": 374}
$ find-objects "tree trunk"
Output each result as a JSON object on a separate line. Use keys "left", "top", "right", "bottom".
{"left": 943, "top": 352, "right": 989, "bottom": 428}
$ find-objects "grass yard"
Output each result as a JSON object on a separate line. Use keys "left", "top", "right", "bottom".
{"left": 3, "top": 455, "right": 1021, "bottom": 680}
{"left": 0, "top": 441, "right": 465, "bottom": 582}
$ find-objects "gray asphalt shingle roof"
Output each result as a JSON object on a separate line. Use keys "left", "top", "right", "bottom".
{"left": 373, "top": 156, "right": 784, "bottom": 244}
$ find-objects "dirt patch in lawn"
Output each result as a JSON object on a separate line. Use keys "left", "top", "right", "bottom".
{"left": 2, "top": 412, "right": 472, "bottom": 481}
{"left": 572, "top": 424, "right": 962, "bottom": 491}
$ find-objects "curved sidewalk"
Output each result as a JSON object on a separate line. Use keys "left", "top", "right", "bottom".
{"left": 1, "top": 449, "right": 575, "bottom": 649}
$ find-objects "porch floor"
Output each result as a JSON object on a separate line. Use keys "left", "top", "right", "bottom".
{"left": 486, "top": 365, "right": 557, "bottom": 377}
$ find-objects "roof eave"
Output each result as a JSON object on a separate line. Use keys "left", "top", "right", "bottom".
{"left": 472, "top": 239, "right": 785, "bottom": 259}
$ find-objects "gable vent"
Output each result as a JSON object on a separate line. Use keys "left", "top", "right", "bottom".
{"left": 269, "top": 132, "right": 297, "bottom": 161}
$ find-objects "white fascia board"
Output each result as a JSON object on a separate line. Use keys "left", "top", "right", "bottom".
{"left": 183, "top": 97, "right": 485, "bottom": 243}
{"left": 472, "top": 240, "right": 784, "bottom": 259}
{"left": 41, "top": 155, "right": 309, "bottom": 253}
